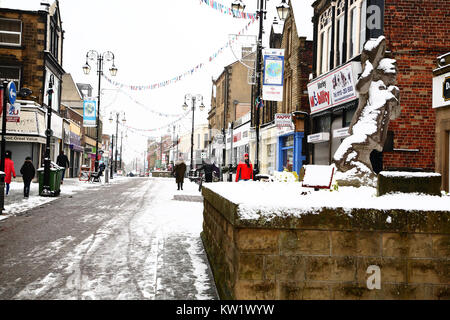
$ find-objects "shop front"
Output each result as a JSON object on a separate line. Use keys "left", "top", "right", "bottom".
{"left": 260, "top": 124, "right": 278, "bottom": 175}
{"left": 1, "top": 103, "right": 46, "bottom": 178}
{"left": 83, "top": 136, "right": 97, "bottom": 170}
{"left": 307, "top": 61, "right": 362, "bottom": 165}
{"left": 69, "top": 122, "right": 83, "bottom": 178}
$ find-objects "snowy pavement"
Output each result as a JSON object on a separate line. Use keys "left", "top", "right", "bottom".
{"left": 0, "top": 177, "right": 218, "bottom": 300}
{"left": 1, "top": 175, "right": 129, "bottom": 219}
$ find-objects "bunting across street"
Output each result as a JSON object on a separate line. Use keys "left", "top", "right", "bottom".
{"left": 199, "top": 0, "right": 257, "bottom": 19}
{"left": 103, "top": 17, "right": 257, "bottom": 91}
{"left": 122, "top": 110, "right": 191, "bottom": 133}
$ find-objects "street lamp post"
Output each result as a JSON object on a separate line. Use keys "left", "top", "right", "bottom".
{"left": 232, "top": 0, "right": 289, "bottom": 176}
{"left": 109, "top": 111, "right": 126, "bottom": 174}
{"left": 183, "top": 94, "right": 205, "bottom": 172}
{"left": 42, "top": 75, "right": 54, "bottom": 196}
{"left": 82, "top": 50, "right": 118, "bottom": 173}
{"left": 120, "top": 131, "right": 123, "bottom": 171}
{"left": 110, "top": 134, "right": 114, "bottom": 179}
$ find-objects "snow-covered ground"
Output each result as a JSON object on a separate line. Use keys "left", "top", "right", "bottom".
{"left": 204, "top": 182, "right": 450, "bottom": 221}
{"left": 1, "top": 175, "right": 129, "bottom": 220}
{"left": 0, "top": 178, "right": 217, "bottom": 300}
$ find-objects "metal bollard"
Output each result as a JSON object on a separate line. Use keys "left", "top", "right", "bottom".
{"left": 105, "top": 168, "right": 109, "bottom": 184}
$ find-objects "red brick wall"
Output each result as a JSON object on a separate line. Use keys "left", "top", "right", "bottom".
{"left": 383, "top": 0, "right": 450, "bottom": 170}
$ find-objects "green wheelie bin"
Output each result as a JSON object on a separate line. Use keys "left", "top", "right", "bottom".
{"left": 37, "top": 165, "right": 62, "bottom": 196}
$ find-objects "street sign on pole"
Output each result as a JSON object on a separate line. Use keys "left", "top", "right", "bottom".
{"left": 7, "top": 82, "right": 16, "bottom": 105}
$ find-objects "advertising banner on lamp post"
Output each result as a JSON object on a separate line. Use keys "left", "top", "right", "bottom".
{"left": 83, "top": 99, "right": 97, "bottom": 127}
{"left": 262, "top": 48, "right": 285, "bottom": 102}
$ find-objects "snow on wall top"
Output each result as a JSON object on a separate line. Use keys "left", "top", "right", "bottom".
{"left": 204, "top": 182, "right": 450, "bottom": 221}
{"left": 380, "top": 171, "right": 442, "bottom": 178}
{"left": 291, "top": 0, "right": 314, "bottom": 40}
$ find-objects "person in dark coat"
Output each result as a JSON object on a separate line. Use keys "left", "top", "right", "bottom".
{"left": 56, "top": 151, "right": 70, "bottom": 184}
{"left": 99, "top": 162, "right": 106, "bottom": 176}
{"left": 196, "top": 159, "right": 217, "bottom": 183}
{"left": 172, "top": 159, "right": 187, "bottom": 190}
{"left": 20, "top": 156, "right": 35, "bottom": 198}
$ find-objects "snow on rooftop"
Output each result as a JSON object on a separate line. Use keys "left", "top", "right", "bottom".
{"left": 0, "top": 0, "right": 51, "bottom": 11}
{"left": 291, "top": 0, "right": 314, "bottom": 40}
{"left": 204, "top": 182, "right": 450, "bottom": 221}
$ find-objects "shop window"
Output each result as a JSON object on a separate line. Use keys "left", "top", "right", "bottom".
{"left": 0, "top": 18, "right": 21, "bottom": 46}
{"left": 344, "top": 107, "right": 357, "bottom": 127}
{"left": 0, "top": 65, "right": 20, "bottom": 89}
{"left": 313, "top": 114, "right": 331, "bottom": 133}
{"left": 280, "top": 135, "right": 294, "bottom": 171}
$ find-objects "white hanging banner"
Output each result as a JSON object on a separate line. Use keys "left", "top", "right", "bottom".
{"left": 262, "top": 48, "right": 285, "bottom": 102}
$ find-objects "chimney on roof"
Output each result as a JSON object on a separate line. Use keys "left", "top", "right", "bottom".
{"left": 40, "top": 2, "right": 50, "bottom": 12}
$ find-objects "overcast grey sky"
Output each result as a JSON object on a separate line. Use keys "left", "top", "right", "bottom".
{"left": 3, "top": 0, "right": 314, "bottom": 165}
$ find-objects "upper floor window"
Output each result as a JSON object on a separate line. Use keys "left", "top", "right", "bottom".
{"left": 50, "top": 23, "right": 59, "bottom": 59}
{"left": 318, "top": 7, "right": 332, "bottom": 75}
{"left": 0, "top": 18, "right": 22, "bottom": 46}
{"left": 316, "top": 0, "right": 368, "bottom": 76}
{"left": 348, "top": 0, "right": 366, "bottom": 59}
{"left": 286, "top": 27, "right": 292, "bottom": 56}
{"left": 335, "top": 0, "right": 346, "bottom": 66}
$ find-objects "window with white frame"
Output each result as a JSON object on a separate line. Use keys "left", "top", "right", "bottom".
{"left": 317, "top": 0, "right": 368, "bottom": 75}
{"left": 348, "top": 0, "right": 365, "bottom": 59}
{"left": 359, "top": 0, "right": 367, "bottom": 53}
{"left": 317, "top": 7, "right": 332, "bottom": 75}
{"left": 335, "top": 0, "right": 346, "bottom": 66}
{"left": 0, "top": 18, "right": 22, "bottom": 46}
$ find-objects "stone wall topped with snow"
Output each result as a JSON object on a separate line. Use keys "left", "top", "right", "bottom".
{"left": 333, "top": 36, "right": 401, "bottom": 187}
{"left": 201, "top": 184, "right": 450, "bottom": 300}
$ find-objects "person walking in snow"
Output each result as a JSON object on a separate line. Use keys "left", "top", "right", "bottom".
{"left": 4, "top": 150, "right": 16, "bottom": 195}
{"left": 172, "top": 159, "right": 187, "bottom": 190}
{"left": 56, "top": 150, "right": 69, "bottom": 184}
{"left": 196, "top": 159, "right": 216, "bottom": 183}
{"left": 20, "top": 156, "right": 35, "bottom": 198}
{"left": 235, "top": 153, "right": 253, "bottom": 182}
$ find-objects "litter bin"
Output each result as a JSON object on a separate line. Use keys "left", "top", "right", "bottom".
{"left": 37, "top": 164, "right": 62, "bottom": 197}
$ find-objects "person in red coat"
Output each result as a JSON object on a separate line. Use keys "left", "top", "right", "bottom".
{"left": 4, "top": 150, "right": 16, "bottom": 195}
{"left": 235, "top": 153, "right": 253, "bottom": 182}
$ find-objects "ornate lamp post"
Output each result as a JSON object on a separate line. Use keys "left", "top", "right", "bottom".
{"left": 82, "top": 50, "right": 118, "bottom": 173}
{"left": 183, "top": 94, "right": 205, "bottom": 172}
{"left": 231, "top": 0, "right": 289, "bottom": 176}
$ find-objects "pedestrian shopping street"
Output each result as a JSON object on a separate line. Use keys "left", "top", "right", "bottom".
{"left": 0, "top": 177, "right": 218, "bottom": 300}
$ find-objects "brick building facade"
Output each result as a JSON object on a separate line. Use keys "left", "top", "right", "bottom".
{"left": 208, "top": 59, "right": 252, "bottom": 169}
{"left": 0, "top": 1, "right": 65, "bottom": 174}
{"left": 308, "top": 0, "right": 450, "bottom": 171}
{"left": 381, "top": 0, "right": 449, "bottom": 171}
{"left": 252, "top": 3, "right": 313, "bottom": 176}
